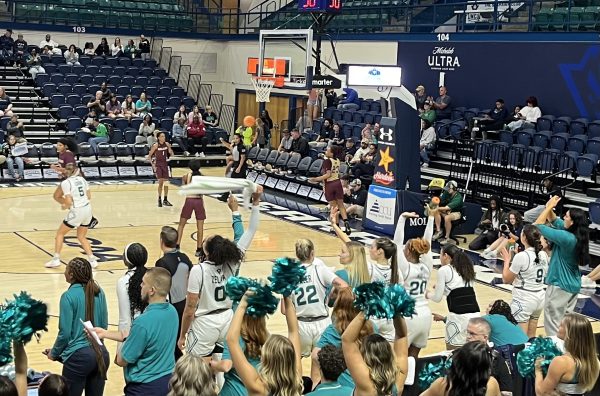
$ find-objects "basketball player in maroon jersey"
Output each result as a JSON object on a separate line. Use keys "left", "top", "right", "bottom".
{"left": 148, "top": 131, "right": 174, "bottom": 207}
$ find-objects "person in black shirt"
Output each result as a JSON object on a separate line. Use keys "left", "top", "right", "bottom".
{"left": 472, "top": 99, "right": 509, "bottom": 139}
{"left": 328, "top": 123, "right": 345, "bottom": 146}
{"left": 0, "top": 29, "right": 14, "bottom": 66}
{"left": 203, "top": 105, "right": 219, "bottom": 130}
{"left": 346, "top": 179, "right": 367, "bottom": 218}
{"left": 325, "top": 89, "right": 337, "bottom": 108}
{"left": 218, "top": 133, "right": 247, "bottom": 201}
{"left": 343, "top": 138, "right": 357, "bottom": 162}
{"left": 95, "top": 37, "right": 110, "bottom": 56}
{"left": 155, "top": 226, "right": 193, "bottom": 360}
{"left": 139, "top": 35, "right": 151, "bottom": 60}
{"left": 290, "top": 128, "right": 309, "bottom": 157}
{"left": 13, "top": 33, "right": 27, "bottom": 66}
{"left": 309, "top": 118, "right": 333, "bottom": 149}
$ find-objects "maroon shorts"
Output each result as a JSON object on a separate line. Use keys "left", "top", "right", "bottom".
{"left": 324, "top": 179, "right": 344, "bottom": 202}
{"left": 155, "top": 164, "right": 169, "bottom": 180}
{"left": 181, "top": 197, "right": 206, "bottom": 220}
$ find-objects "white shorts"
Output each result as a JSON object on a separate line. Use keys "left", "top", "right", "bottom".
{"left": 64, "top": 205, "right": 93, "bottom": 228}
{"left": 299, "top": 317, "right": 331, "bottom": 357}
{"left": 372, "top": 318, "right": 395, "bottom": 343}
{"left": 406, "top": 306, "right": 432, "bottom": 349}
{"left": 511, "top": 288, "right": 545, "bottom": 323}
{"left": 445, "top": 312, "right": 480, "bottom": 347}
{"left": 187, "top": 309, "right": 233, "bottom": 357}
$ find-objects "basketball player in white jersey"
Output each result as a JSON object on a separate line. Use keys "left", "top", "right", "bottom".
{"left": 178, "top": 187, "right": 263, "bottom": 360}
{"left": 285, "top": 239, "right": 347, "bottom": 379}
{"left": 500, "top": 224, "right": 549, "bottom": 338}
{"left": 45, "top": 164, "right": 98, "bottom": 269}
{"left": 394, "top": 211, "right": 435, "bottom": 358}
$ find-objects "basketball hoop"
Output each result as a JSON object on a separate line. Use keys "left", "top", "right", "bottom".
{"left": 250, "top": 76, "right": 284, "bottom": 103}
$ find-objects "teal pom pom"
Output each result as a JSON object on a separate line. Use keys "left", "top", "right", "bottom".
{"left": 0, "top": 329, "right": 11, "bottom": 366}
{"left": 226, "top": 276, "right": 279, "bottom": 317}
{"left": 353, "top": 282, "right": 416, "bottom": 319}
{"left": 517, "top": 336, "right": 562, "bottom": 378}
{"left": 2, "top": 292, "right": 48, "bottom": 344}
{"left": 268, "top": 257, "right": 306, "bottom": 297}
{"left": 418, "top": 357, "right": 452, "bottom": 390}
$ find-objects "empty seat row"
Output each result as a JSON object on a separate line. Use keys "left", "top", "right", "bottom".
{"left": 45, "top": 83, "right": 181, "bottom": 99}
{"left": 40, "top": 54, "right": 157, "bottom": 69}
{"left": 40, "top": 64, "right": 166, "bottom": 79}
{"left": 497, "top": 129, "right": 600, "bottom": 156}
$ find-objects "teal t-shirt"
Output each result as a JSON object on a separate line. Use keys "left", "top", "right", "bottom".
{"left": 536, "top": 218, "right": 581, "bottom": 293}
{"left": 51, "top": 284, "right": 108, "bottom": 362}
{"left": 483, "top": 314, "right": 529, "bottom": 347}
{"left": 317, "top": 324, "right": 342, "bottom": 349}
{"left": 308, "top": 381, "right": 353, "bottom": 396}
{"left": 220, "top": 337, "right": 261, "bottom": 396}
{"left": 121, "top": 302, "right": 178, "bottom": 383}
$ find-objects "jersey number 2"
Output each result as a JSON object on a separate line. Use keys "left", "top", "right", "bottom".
{"left": 296, "top": 285, "right": 318, "bottom": 306}
{"left": 214, "top": 286, "right": 226, "bottom": 302}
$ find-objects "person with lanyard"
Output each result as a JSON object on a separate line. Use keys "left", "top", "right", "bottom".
{"left": 309, "top": 145, "right": 351, "bottom": 235}
{"left": 218, "top": 133, "right": 247, "bottom": 202}
{"left": 148, "top": 131, "right": 174, "bottom": 208}
{"left": 176, "top": 159, "right": 206, "bottom": 256}
{"left": 534, "top": 195, "right": 589, "bottom": 336}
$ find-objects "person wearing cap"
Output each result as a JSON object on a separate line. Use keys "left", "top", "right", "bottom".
{"left": 432, "top": 180, "right": 464, "bottom": 244}
{"left": 420, "top": 119, "right": 436, "bottom": 168}
{"left": 346, "top": 179, "right": 367, "bottom": 218}
{"left": 349, "top": 139, "right": 370, "bottom": 165}
{"left": 0, "top": 29, "right": 14, "bottom": 65}
{"left": 13, "top": 33, "right": 27, "bottom": 66}
{"left": 278, "top": 128, "right": 293, "bottom": 152}
{"left": 420, "top": 100, "right": 436, "bottom": 124}
{"left": 415, "top": 85, "right": 427, "bottom": 111}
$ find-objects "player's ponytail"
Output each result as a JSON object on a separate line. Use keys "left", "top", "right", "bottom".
{"left": 522, "top": 225, "right": 543, "bottom": 265}
{"left": 124, "top": 243, "right": 149, "bottom": 318}
{"left": 374, "top": 237, "right": 399, "bottom": 284}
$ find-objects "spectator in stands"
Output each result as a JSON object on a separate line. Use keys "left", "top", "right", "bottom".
{"left": 337, "top": 87, "right": 360, "bottom": 111}
{"left": 481, "top": 300, "right": 528, "bottom": 347}
{"left": 6, "top": 115, "right": 24, "bottom": 139}
{"left": 0, "top": 87, "right": 13, "bottom": 117}
{"left": 432, "top": 180, "right": 464, "bottom": 245}
{"left": 295, "top": 109, "right": 312, "bottom": 132}
{"left": 106, "top": 95, "right": 122, "bottom": 119}
{"left": 2, "top": 134, "right": 25, "bottom": 181}
{"left": 88, "top": 118, "right": 109, "bottom": 153}
{"left": 187, "top": 105, "right": 202, "bottom": 124}
{"left": 420, "top": 119, "right": 436, "bottom": 168}
{"left": 329, "top": 122, "right": 345, "bottom": 146}
{"left": 155, "top": 226, "right": 193, "bottom": 360}
{"left": 509, "top": 105, "right": 521, "bottom": 122}
{"left": 124, "top": 39, "right": 138, "bottom": 59}
{"left": 187, "top": 114, "right": 207, "bottom": 157}
{"left": 135, "top": 93, "right": 152, "bottom": 118}
{"left": 415, "top": 85, "right": 427, "bottom": 111}
{"left": 172, "top": 117, "right": 189, "bottom": 156}
{"left": 93, "top": 267, "right": 178, "bottom": 395}
{"left": 83, "top": 42, "right": 95, "bottom": 56}
{"left": 253, "top": 117, "right": 266, "bottom": 148}
{"left": 348, "top": 139, "right": 370, "bottom": 165}
{"left": 430, "top": 86, "right": 452, "bottom": 120}
{"left": 308, "top": 346, "right": 352, "bottom": 396}
{"left": 351, "top": 143, "right": 376, "bottom": 178}
{"left": 203, "top": 105, "right": 219, "bottom": 129}
{"left": 346, "top": 179, "right": 367, "bottom": 218}
{"left": 0, "top": 29, "right": 14, "bottom": 65}
{"left": 137, "top": 114, "right": 155, "bottom": 146}
{"left": 41, "top": 46, "right": 51, "bottom": 55}
{"left": 325, "top": 88, "right": 338, "bottom": 108}
{"left": 99, "top": 82, "right": 112, "bottom": 103}
{"left": 507, "top": 96, "right": 541, "bottom": 131}
{"left": 343, "top": 138, "right": 357, "bottom": 161}
{"left": 481, "top": 210, "right": 523, "bottom": 259}
{"left": 278, "top": 128, "right": 293, "bottom": 152}
{"left": 464, "top": 318, "right": 515, "bottom": 391}
{"left": 39, "top": 34, "right": 61, "bottom": 55}
{"left": 290, "top": 128, "right": 309, "bottom": 157}
{"left": 121, "top": 94, "right": 137, "bottom": 120}
{"left": 173, "top": 104, "right": 188, "bottom": 122}
{"left": 26, "top": 48, "right": 44, "bottom": 80}
{"left": 111, "top": 37, "right": 123, "bottom": 57}
{"left": 95, "top": 37, "right": 110, "bottom": 57}
{"left": 309, "top": 118, "right": 332, "bottom": 149}
{"left": 87, "top": 90, "right": 106, "bottom": 118}
{"left": 13, "top": 33, "right": 27, "bottom": 66}
{"left": 473, "top": 99, "right": 508, "bottom": 139}
{"left": 139, "top": 35, "right": 151, "bottom": 60}
{"left": 64, "top": 44, "right": 80, "bottom": 66}
{"left": 468, "top": 195, "right": 506, "bottom": 251}
{"left": 372, "top": 122, "right": 381, "bottom": 143}
{"left": 420, "top": 100, "right": 436, "bottom": 124}
{"left": 524, "top": 176, "right": 563, "bottom": 223}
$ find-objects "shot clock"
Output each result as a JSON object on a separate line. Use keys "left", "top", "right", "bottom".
{"left": 298, "top": 0, "right": 342, "bottom": 12}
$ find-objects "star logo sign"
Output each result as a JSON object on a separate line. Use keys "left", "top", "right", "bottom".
{"left": 378, "top": 146, "right": 394, "bottom": 173}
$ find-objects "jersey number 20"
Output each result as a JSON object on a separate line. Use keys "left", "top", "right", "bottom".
{"left": 296, "top": 285, "right": 318, "bottom": 306}
{"left": 409, "top": 280, "right": 426, "bottom": 296}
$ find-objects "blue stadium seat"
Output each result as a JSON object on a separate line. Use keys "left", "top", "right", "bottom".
{"left": 550, "top": 133, "right": 569, "bottom": 152}
{"left": 588, "top": 201, "right": 600, "bottom": 225}
{"left": 553, "top": 116, "right": 571, "bottom": 134}
{"left": 66, "top": 94, "right": 81, "bottom": 107}
{"left": 91, "top": 57, "right": 105, "bottom": 67}
{"left": 507, "top": 144, "right": 527, "bottom": 168}
{"left": 499, "top": 129, "right": 514, "bottom": 144}
{"left": 474, "top": 141, "right": 488, "bottom": 161}
{"left": 86, "top": 65, "right": 99, "bottom": 75}
{"left": 435, "top": 119, "right": 452, "bottom": 139}
{"left": 73, "top": 84, "right": 87, "bottom": 96}
{"left": 558, "top": 151, "right": 578, "bottom": 171}
{"left": 160, "top": 117, "right": 173, "bottom": 131}
{"left": 118, "top": 57, "right": 132, "bottom": 67}
{"left": 523, "top": 146, "right": 541, "bottom": 169}
{"left": 58, "top": 83, "right": 72, "bottom": 95}
{"left": 57, "top": 64, "right": 71, "bottom": 74}
{"left": 567, "top": 135, "right": 588, "bottom": 154}
{"left": 449, "top": 120, "right": 466, "bottom": 139}
{"left": 516, "top": 130, "right": 533, "bottom": 146}
{"left": 65, "top": 74, "right": 79, "bottom": 85}
{"left": 452, "top": 107, "right": 466, "bottom": 120}
{"left": 75, "top": 130, "right": 91, "bottom": 144}
{"left": 110, "top": 129, "right": 123, "bottom": 144}
{"left": 124, "top": 129, "right": 138, "bottom": 144}
{"left": 114, "top": 118, "right": 129, "bottom": 131}
{"left": 151, "top": 107, "right": 164, "bottom": 119}
{"left": 536, "top": 115, "right": 555, "bottom": 131}
{"left": 587, "top": 137, "right": 600, "bottom": 157}
{"left": 141, "top": 67, "right": 153, "bottom": 77}
{"left": 588, "top": 121, "right": 600, "bottom": 139}
{"left": 58, "top": 105, "right": 73, "bottom": 119}
{"left": 463, "top": 108, "right": 479, "bottom": 123}
{"left": 332, "top": 109, "right": 342, "bottom": 121}
{"left": 92, "top": 74, "right": 107, "bottom": 85}
{"left": 51, "top": 94, "right": 65, "bottom": 107}
{"left": 105, "top": 57, "right": 118, "bottom": 67}
{"left": 570, "top": 118, "right": 588, "bottom": 136}
{"left": 50, "top": 73, "right": 64, "bottom": 84}
{"left": 79, "top": 56, "right": 91, "bottom": 66}
{"left": 533, "top": 130, "right": 551, "bottom": 149}
{"left": 108, "top": 75, "right": 121, "bottom": 86}
{"left": 182, "top": 96, "right": 195, "bottom": 110}
{"left": 42, "top": 82, "right": 56, "bottom": 98}
{"left": 74, "top": 105, "right": 88, "bottom": 119}
{"left": 79, "top": 74, "right": 93, "bottom": 85}
{"left": 51, "top": 54, "right": 65, "bottom": 64}
{"left": 171, "top": 87, "right": 185, "bottom": 98}
{"left": 72, "top": 64, "right": 85, "bottom": 75}
{"left": 168, "top": 96, "right": 181, "bottom": 107}
{"left": 122, "top": 75, "right": 135, "bottom": 86}
{"left": 131, "top": 86, "right": 144, "bottom": 97}
{"left": 130, "top": 118, "right": 143, "bottom": 130}
{"left": 67, "top": 116, "right": 82, "bottom": 131}
{"left": 489, "top": 142, "right": 508, "bottom": 164}
{"left": 36, "top": 73, "right": 50, "bottom": 86}
{"left": 163, "top": 107, "right": 177, "bottom": 119}
{"left": 158, "top": 86, "right": 171, "bottom": 97}
{"left": 576, "top": 153, "right": 598, "bottom": 178}
{"left": 154, "top": 96, "right": 168, "bottom": 108}
{"left": 150, "top": 76, "right": 162, "bottom": 86}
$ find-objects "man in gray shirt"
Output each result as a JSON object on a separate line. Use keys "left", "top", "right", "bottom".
{"left": 155, "top": 226, "right": 193, "bottom": 360}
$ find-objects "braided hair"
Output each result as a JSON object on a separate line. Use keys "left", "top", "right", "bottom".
{"left": 488, "top": 299, "right": 518, "bottom": 325}
{"left": 123, "top": 243, "right": 149, "bottom": 319}
{"left": 66, "top": 258, "right": 107, "bottom": 378}
{"left": 521, "top": 225, "right": 543, "bottom": 265}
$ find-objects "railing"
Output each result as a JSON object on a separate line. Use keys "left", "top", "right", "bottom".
{"left": 199, "top": 84, "right": 212, "bottom": 108}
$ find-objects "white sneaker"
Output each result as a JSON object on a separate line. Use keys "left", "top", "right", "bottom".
{"left": 184, "top": 151, "right": 190, "bottom": 156}
{"left": 483, "top": 250, "right": 497, "bottom": 260}
{"left": 199, "top": 152, "right": 206, "bottom": 158}
{"left": 195, "top": 152, "right": 200, "bottom": 157}
{"left": 432, "top": 230, "right": 443, "bottom": 241}
{"left": 421, "top": 163, "right": 429, "bottom": 168}
{"left": 45, "top": 258, "right": 61, "bottom": 268}
{"left": 581, "top": 275, "right": 596, "bottom": 289}
{"left": 90, "top": 260, "right": 99, "bottom": 269}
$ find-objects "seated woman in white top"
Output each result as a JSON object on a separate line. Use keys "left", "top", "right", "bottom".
{"left": 507, "top": 96, "right": 541, "bottom": 131}
{"left": 111, "top": 37, "right": 123, "bottom": 57}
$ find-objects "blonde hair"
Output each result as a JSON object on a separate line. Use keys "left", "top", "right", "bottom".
{"left": 562, "top": 313, "right": 600, "bottom": 391}
{"left": 167, "top": 354, "right": 217, "bottom": 396}
{"left": 345, "top": 241, "right": 370, "bottom": 286}
{"left": 295, "top": 239, "right": 315, "bottom": 263}
{"left": 259, "top": 335, "right": 303, "bottom": 396}
{"left": 241, "top": 315, "right": 268, "bottom": 360}
{"left": 360, "top": 334, "right": 398, "bottom": 395}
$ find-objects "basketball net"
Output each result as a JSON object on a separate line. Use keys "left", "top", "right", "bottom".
{"left": 251, "top": 77, "right": 275, "bottom": 103}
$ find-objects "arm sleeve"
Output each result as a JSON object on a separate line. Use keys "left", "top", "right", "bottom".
{"left": 120, "top": 324, "right": 148, "bottom": 365}
{"left": 393, "top": 216, "right": 410, "bottom": 280}
{"left": 232, "top": 212, "right": 244, "bottom": 243}
{"left": 116, "top": 275, "right": 133, "bottom": 331}
{"left": 237, "top": 206, "right": 260, "bottom": 253}
{"left": 50, "top": 293, "right": 73, "bottom": 357}
{"left": 429, "top": 266, "right": 449, "bottom": 303}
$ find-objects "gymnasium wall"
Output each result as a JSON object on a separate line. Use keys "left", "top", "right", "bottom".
{"left": 397, "top": 41, "right": 600, "bottom": 119}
